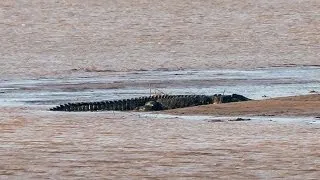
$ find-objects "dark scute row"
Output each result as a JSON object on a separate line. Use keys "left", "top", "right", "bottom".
{"left": 49, "top": 94, "right": 250, "bottom": 112}
{"left": 156, "top": 95, "right": 213, "bottom": 110}
{"left": 50, "top": 96, "right": 156, "bottom": 111}
{"left": 50, "top": 95, "right": 181, "bottom": 112}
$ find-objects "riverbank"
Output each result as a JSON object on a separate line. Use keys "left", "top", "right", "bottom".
{"left": 167, "top": 94, "right": 320, "bottom": 117}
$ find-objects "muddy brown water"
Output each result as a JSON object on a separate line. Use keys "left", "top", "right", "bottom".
{"left": 1, "top": 0, "right": 320, "bottom": 179}
{"left": 1, "top": 69, "right": 319, "bottom": 179}
{"left": 1, "top": 108, "right": 320, "bottom": 179}
{"left": 1, "top": 0, "right": 319, "bottom": 79}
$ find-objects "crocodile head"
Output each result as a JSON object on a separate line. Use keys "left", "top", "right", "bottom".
{"left": 210, "top": 94, "right": 251, "bottom": 104}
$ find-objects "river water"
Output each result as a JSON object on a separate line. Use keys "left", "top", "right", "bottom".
{"left": 1, "top": 0, "right": 320, "bottom": 179}
{"left": 0, "top": 66, "right": 319, "bottom": 107}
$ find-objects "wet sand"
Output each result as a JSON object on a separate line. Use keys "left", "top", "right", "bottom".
{"left": 168, "top": 94, "right": 320, "bottom": 117}
{"left": 1, "top": 0, "right": 320, "bottom": 179}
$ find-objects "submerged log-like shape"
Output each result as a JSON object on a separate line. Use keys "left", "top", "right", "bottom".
{"left": 49, "top": 94, "right": 251, "bottom": 112}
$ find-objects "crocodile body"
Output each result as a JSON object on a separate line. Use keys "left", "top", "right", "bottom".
{"left": 49, "top": 94, "right": 251, "bottom": 112}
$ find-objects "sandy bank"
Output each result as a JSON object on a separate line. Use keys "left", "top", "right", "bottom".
{"left": 167, "top": 94, "right": 320, "bottom": 117}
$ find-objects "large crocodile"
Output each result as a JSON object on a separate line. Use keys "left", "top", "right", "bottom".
{"left": 50, "top": 94, "right": 251, "bottom": 112}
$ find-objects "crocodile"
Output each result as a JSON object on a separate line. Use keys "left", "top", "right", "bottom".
{"left": 49, "top": 94, "right": 251, "bottom": 112}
